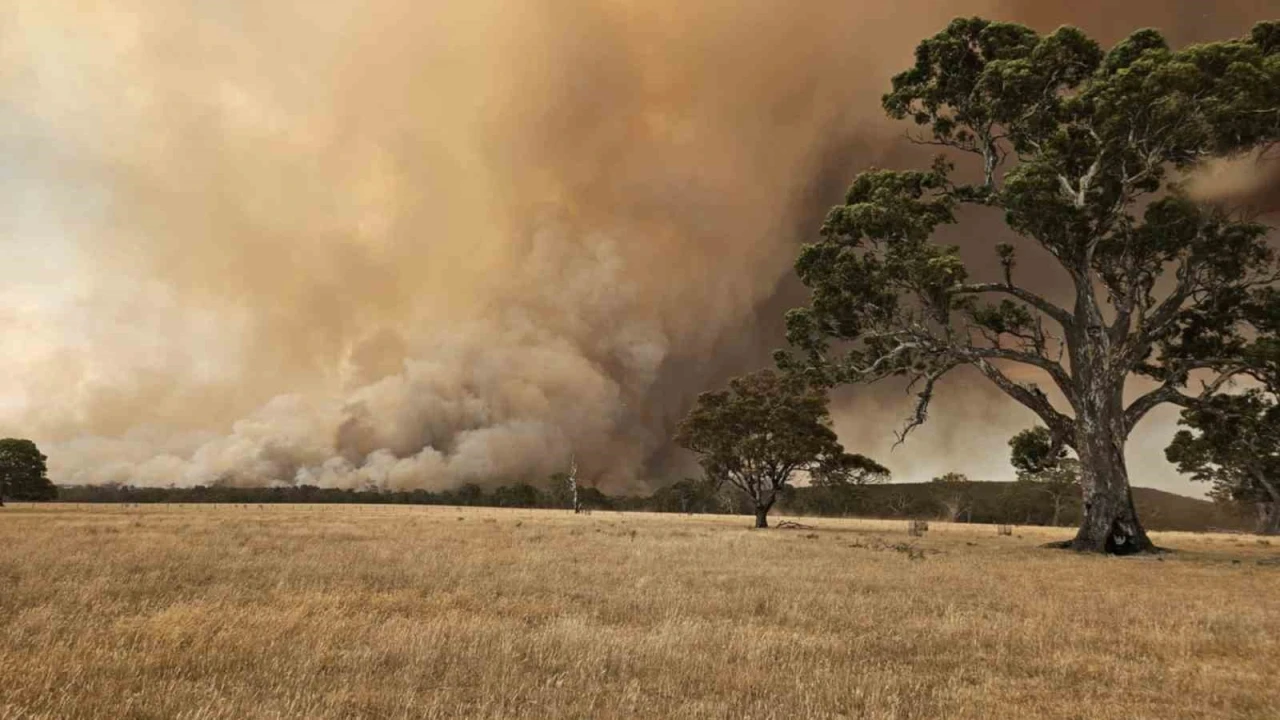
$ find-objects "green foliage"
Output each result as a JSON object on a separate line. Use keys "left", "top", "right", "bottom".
{"left": 813, "top": 452, "right": 890, "bottom": 487}
{"left": 1166, "top": 389, "right": 1280, "bottom": 533}
{"left": 0, "top": 438, "right": 55, "bottom": 502}
{"left": 1008, "top": 427, "right": 1067, "bottom": 475}
{"left": 783, "top": 17, "right": 1280, "bottom": 546}
{"left": 1166, "top": 289, "right": 1280, "bottom": 533}
{"left": 787, "top": 17, "right": 1280, "bottom": 396}
{"left": 674, "top": 369, "right": 886, "bottom": 523}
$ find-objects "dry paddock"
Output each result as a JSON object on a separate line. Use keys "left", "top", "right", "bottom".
{"left": 0, "top": 503, "right": 1277, "bottom": 720}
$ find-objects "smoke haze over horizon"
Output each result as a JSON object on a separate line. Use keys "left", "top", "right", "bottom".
{"left": 1, "top": 1, "right": 1277, "bottom": 496}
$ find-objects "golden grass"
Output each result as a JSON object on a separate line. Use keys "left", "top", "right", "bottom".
{"left": 1, "top": 504, "right": 1277, "bottom": 720}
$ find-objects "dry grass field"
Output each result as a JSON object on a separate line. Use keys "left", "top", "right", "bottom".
{"left": 1, "top": 504, "right": 1277, "bottom": 720}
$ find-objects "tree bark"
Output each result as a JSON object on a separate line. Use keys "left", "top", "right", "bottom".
{"left": 1060, "top": 425, "right": 1155, "bottom": 554}
{"left": 1052, "top": 297, "right": 1157, "bottom": 555}
{"left": 1252, "top": 471, "right": 1280, "bottom": 536}
{"left": 754, "top": 506, "right": 769, "bottom": 529}
{"left": 1258, "top": 503, "right": 1279, "bottom": 536}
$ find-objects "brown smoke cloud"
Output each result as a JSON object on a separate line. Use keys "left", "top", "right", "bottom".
{"left": 1188, "top": 153, "right": 1280, "bottom": 217}
{"left": 0, "top": 1, "right": 1275, "bottom": 493}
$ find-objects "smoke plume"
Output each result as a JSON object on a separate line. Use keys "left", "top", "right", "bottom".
{"left": 0, "top": 1, "right": 1275, "bottom": 492}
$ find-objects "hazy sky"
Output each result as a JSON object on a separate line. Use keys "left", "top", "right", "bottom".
{"left": 1, "top": 1, "right": 1276, "bottom": 496}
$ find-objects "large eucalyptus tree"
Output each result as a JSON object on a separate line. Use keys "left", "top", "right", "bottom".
{"left": 782, "top": 18, "right": 1280, "bottom": 553}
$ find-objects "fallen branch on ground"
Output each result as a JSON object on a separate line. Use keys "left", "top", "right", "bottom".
{"left": 776, "top": 520, "right": 816, "bottom": 530}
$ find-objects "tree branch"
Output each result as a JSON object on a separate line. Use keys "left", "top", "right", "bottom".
{"left": 967, "top": 346, "right": 1076, "bottom": 408}
{"left": 971, "top": 358, "right": 1076, "bottom": 445}
{"left": 1138, "top": 259, "right": 1196, "bottom": 341}
{"left": 955, "top": 282, "right": 1074, "bottom": 329}
{"left": 1123, "top": 366, "right": 1246, "bottom": 435}
{"left": 894, "top": 364, "right": 956, "bottom": 447}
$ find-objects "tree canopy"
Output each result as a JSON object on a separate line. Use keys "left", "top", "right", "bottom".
{"left": 674, "top": 368, "right": 887, "bottom": 528}
{"left": 1166, "top": 391, "right": 1279, "bottom": 535}
{"left": 1009, "top": 426, "right": 1069, "bottom": 476}
{"left": 1166, "top": 293, "right": 1279, "bottom": 535}
{"left": 930, "top": 472, "right": 973, "bottom": 521}
{"left": 781, "top": 18, "right": 1280, "bottom": 553}
{"left": 0, "top": 438, "right": 55, "bottom": 503}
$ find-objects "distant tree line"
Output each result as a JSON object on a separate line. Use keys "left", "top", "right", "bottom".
{"left": 54, "top": 482, "right": 617, "bottom": 510}
{"left": 51, "top": 476, "right": 1252, "bottom": 533}
{"left": 53, "top": 480, "right": 736, "bottom": 515}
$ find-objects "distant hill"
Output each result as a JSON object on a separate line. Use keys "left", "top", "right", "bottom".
{"left": 1130, "top": 486, "right": 1253, "bottom": 533}
{"left": 783, "top": 481, "right": 1253, "bottom": 533}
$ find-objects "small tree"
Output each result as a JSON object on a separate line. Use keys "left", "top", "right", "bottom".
{"left": 548, "top": 456, "right": 584, "bottom": 513}
{"left": 567, "top": 455, "right": 582, "bottom": 514}
{"left": 930, "top": 472, "right": 973, "bottom": 521}
{"left": 0, "top": 439, "right": 55, "bottom": 504}
{"left": 1010, "top": 427, "right": 1081, "bottom": 527}
{"left": 675, "top": 369, "right": 884, "bottom": 528}
{"left": 782, "top": 18, "right": 1280, "bottom": 553}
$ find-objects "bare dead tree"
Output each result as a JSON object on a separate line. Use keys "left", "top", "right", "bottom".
{"left": 568, "top": 455, "right": 582, "bottom": 514}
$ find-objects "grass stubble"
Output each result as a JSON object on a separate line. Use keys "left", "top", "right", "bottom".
{"left": 0, "top": 503, "right": 1276, "bottom": 719}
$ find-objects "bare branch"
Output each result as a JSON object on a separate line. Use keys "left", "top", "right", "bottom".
{"left": 893, "top": 364, "right": 956, "bottom": 447}
{"left": 967, "top": 346, "right": 1076, "bottom": 407}
{"left": 972, "top": 358, "right": 1076, "bottom": 445}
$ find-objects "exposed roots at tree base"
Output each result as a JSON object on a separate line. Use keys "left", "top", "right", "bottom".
{"left": 1040, "top": 539, "right": 1172, "bottom": 556}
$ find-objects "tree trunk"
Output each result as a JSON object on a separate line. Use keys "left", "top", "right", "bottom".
{"left": 1057, "top": 309, "right": 1156, "bottom": 554}
{"left": 1062, "top": 427, "right": 1155, "bottom": 554}
{"left": 1258, "top": 503, "right": 1279, "bottom": 536}
{"left": 754, "top": 506, "right": 769, "bottom": 529}
{"left": 568, "top": 456, "right": 581, "bottom": 514}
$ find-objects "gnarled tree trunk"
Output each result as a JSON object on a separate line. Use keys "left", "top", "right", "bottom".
{"left": 1064, "top": 418, "right": 1155, "bottom": 554}
{"left": 1058, "top": 314, "right": 1157, "bottom": 554}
